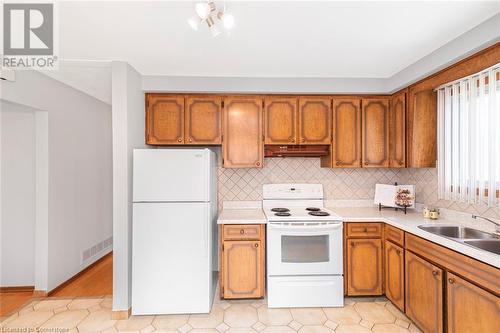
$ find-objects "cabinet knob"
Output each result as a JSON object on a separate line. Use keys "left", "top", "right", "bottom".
{"left": 432, "top": 270, "right": 439, "bottom": 276}
{"left": 254, "top": 243, "right": 259, "bottom": 248}
{"left": 189, "top": 138, "right": 193, "bottom": 143}
{"left": 364, "top": 162, "right": 369, "bottom": 166}
{"left": 240, "top": 229, "right": 245, "bottom": 234}
{"left": 256, "top": 161, "right": 261, "bottom": 166}
{"left": 399, "top": 161, "right": 404, "bottom": 166}
{"left": 351, "top": 241, "right": 355, "bottom": 247}
{"left": 363, "top": 227, "right": 368, "bottom": 232}
{"left": 177, "top": 138, "right": 182, "bottom": 142}
{"left": 301, "top": 138, "right": 305, "bottom": 143}
{"left": 336, "top": 161, "right": 341, "bottom": 166}
{"left": 448, "top": 278, "right": 455, "bottom": 284}
{"left": 291, "top": 138, "right": 295, "bottom": 143}
{"left": 396, "top": 249, "right": 401, "bottom": 255}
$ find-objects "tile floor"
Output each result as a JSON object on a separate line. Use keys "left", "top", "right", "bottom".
{"left": 0, "top": 296, "right": 423, "bottom": 333}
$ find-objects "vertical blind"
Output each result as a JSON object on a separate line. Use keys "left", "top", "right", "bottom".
{"left": 437, "top": 63, "right": 500, "bottom": 208}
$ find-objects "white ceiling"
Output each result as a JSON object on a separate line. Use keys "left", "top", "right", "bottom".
{"left": 58, "top": 1, "right": 500, "bottom": 78}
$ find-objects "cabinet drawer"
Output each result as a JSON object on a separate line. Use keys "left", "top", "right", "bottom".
{"left": 223, "top": 224, "right": 261, "bottom": 240}
{"left": 385, "top": 224, "right": 404, "bottom": 246}
{"left": 347, "top": 223, "right": 382, "bottom": 238}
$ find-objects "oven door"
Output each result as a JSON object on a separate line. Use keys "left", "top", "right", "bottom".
{"left": 267, "top": 222, "right": 343, "bottom": 276}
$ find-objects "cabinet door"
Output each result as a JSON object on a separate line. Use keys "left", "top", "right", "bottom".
{"left": 384, "top": 241, "right": 404, "bottom": 311}
{"left": 447, "top": 272, "right": 500, "bottom": 333}
{"left": 146, "top": 94, "right": 185, "bottom": 145}
{"left": 407, "top": 89, "right": 437, "bottom": 167}
{"left": 298, "top": 97, "right": 332, "bottom": 145}
{"left": 405, "top": 251, "right": 443, "bottom": 333}
{"left": 332, "top": 98, "right": 362, "bottom": 168}
{"left": 264, "top": 96, "right": 298, "bottom": 144}
{"left": 223, "top": 96, "right": 263, "bottom": 168}
{"left": 223, "top": 240, "right": 263, "bottom": 299}
{"left": 347, "top": 238, "right": 383, "bottom": 295}
{"left": 362, "top": 98, "right": 389, "bottom": 167}
{"left": 389, "top": 92, "right": 406, "bottom": 168}
{"left": 185, "top": 95, "right": 222, "bottom": 144}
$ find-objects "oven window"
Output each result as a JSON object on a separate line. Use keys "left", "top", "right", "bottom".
{"left": 281, "top": 235, "right": 330, "bottom": 263}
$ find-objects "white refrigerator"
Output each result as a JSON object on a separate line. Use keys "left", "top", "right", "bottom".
{"left": 132, "top": 148, "right": 218, "bottom": 315}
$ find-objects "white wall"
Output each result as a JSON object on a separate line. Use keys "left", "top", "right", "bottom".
{"left": 0, "top": 70, "right": 113, "bottom": 291}
{"left": 112, "top": 61, "right": 146, "bottom": 312}
{"left": 0, "top": 101, "right": 36, "bottom": 286}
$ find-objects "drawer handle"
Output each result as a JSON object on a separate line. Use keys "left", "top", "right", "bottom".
{"left": 240, "top": 229, "right": 245, "bottom": 234}
{"left": 254, "top": 243, "right": 259, "bottom": 248}
{"left": 448, "top": 278, "right": 455, "bottom": 284}
{"left": 432, "top": 270, "right": 439, "bottom": 277}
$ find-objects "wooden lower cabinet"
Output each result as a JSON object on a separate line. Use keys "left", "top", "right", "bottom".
{"left": 384, "top": 240, "right": 404, "bottom": 311}
{"left": 405, "top": 250, "right": 443, "bottom": 333}
{"left": 220, "top": 224, "right": 265, "bottom": 299}
{"left": 447, "top": 272, "right": 500, "bottom": 333}
{"left": 346, "top": 238, "right": 383, "bottom": 295}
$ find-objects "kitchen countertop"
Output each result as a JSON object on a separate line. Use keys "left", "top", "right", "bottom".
{"left": 218, "top": 206, "right": 500, "bottom": 268}
{"left": 217, "top": 209, "right": 267, "bottom": 224}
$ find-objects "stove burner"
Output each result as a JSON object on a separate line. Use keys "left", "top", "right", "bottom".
{"left": 308, "top": 211, "right": 330, "bottom": 216}
{"left": 271, "top": 208, "right": 290, "bottom": 213}
{"left": 275, "top": 212, "right": 291, "bottom": 217}
{"left": 306, "top": 207, "right": 321, "bottom": 212}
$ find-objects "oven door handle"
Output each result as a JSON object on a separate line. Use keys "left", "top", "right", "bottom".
{"left": 267, "top": 223, "right": 343, "bottom": 231}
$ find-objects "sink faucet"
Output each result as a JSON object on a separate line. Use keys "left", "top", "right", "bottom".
{"left": 472, "top": 215, "right": 500, "bottom": 233}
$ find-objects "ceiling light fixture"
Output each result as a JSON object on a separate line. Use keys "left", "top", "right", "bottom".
{"left": 187, "top": 1, "right": 235, "bottom": 37}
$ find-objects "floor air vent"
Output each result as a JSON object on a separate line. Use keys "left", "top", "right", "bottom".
{"left": 82, "top": 237, "right": 113, "bottom": 264}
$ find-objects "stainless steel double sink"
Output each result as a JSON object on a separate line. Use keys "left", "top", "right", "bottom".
{"left": 418, "top": 225, "right": 500, "bottom": 255}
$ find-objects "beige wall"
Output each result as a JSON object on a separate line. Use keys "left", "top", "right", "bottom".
{"left": 217, "top": 154, "right": 500, "bottom": 220}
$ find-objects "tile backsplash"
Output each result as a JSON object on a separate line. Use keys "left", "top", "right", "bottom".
{"left": 216, "top": 149, "right": 500, "bottom": 219}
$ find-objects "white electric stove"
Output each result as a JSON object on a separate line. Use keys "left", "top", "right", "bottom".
{"left": 263, "top": 184, "right": 344, "bottom": 308}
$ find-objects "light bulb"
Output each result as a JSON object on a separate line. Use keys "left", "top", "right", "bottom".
{"left": 222, "top": 13, "right": 234, "bottom": 30}
{"left": 195, "top": 2, "right": 210, "bottom": 19}
{"left": 187, "top": 16, "right": 201, "bottom": 31}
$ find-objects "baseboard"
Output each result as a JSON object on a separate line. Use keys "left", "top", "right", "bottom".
{"left": 0, "top": 286, "right": 34, "bottom": 293}
{"left": 33, "top": 290, "right": 48, "bottom": 297}
{"left": 111, "top": 308, "right": 131, "bottom": 320}
{"left": 48, "top": 251, "right": 112, "bottom": 296}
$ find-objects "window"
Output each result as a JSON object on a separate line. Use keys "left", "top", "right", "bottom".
{"left": 437, "top": 64, "right": 500, "bottom": 207}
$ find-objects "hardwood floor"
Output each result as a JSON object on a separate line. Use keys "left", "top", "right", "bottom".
{"left": 0, "top": 253, "right": 112, "bottom": 317}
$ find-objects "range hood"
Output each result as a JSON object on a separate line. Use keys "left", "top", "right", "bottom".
{"left": 264, "top": 145, "right": 330, "bottom": 158}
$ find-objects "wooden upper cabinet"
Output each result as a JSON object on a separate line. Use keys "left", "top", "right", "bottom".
{"left": 264, "top": 96, "right": 298, "bottom": 144}
{"left": 146, "top": 94, "right": 184, "bottom": 145}
{"left": 223, "top": 240, "right": 264, "bottom": 299}
{"left": 446, "top": 272, "right": 500, "bottom": 333}
{"left": 298, "top": 97, "right": 332, "bottom": 145}
{"left": 332, "top": 98, "right": 362, "bottom": 168}
{"left": 407, "top": 89, "right": 437, "bottom": 168}
{"left": 346, "top": 238, "right": 383, "bottom": 296}
{"left": 384, "top": 240, "right": 404, "bottom": 311}
{"left": 223, "top": 96, "right": 263, "bottom": 168}
{"left": 185, "top": 95, "right": 222, "bottom": 145}
{"left": 362, "top": 98, "right": 389, "bottom": 167}
{"left": 405, "top": 250, "right": 443, "bottom": 333}
{"left": 389, "top": 91, "right": 406, "bottom": 168}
